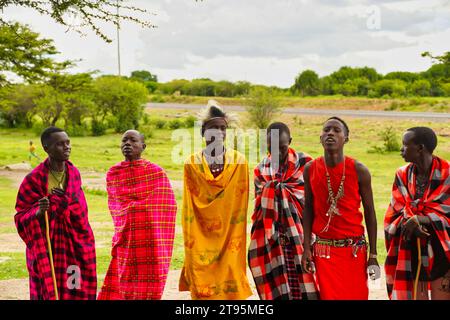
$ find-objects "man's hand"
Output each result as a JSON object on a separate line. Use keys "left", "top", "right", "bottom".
{"left": 301, "top": 248, "right": 315, "bottom": 274}
{"left": 367, "top": 257, "right": 380, "bottom": 280}
{"left": 36, "top": 197, "right": 49, "bottom": 218}
{"left": 403, "top": 216, "right": 430, "bottom": 241}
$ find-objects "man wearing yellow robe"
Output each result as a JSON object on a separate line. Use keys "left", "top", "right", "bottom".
{"left": 179, "top": 101, "right": 252, "bottom": 300}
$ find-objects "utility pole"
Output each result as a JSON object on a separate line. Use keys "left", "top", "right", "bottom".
{"left": 116, "top": 0, "right": 122, "bottom": 76}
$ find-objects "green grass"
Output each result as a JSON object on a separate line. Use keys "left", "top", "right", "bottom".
{"left": 1, "top": 112, "right": 449, "bottom": 283}
{"left": 150, "top": 94, "right": 450, "bottom": 113}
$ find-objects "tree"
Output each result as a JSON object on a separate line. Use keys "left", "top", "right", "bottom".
{"left": 330, "top": 66, "right": 359, "bottom": 84}
{"left": 130, "top": 70, "right": 158, "bottom": 82}
{"left": 214, "top": 80, "right": 235, "bottom": 97}
{"left": 92, "top": 76, "right": 148, "bottom": 132}
{"left": 0, "top": 1, "right": 154, "bottom": 43}
{"left": 371, "top": 79, "right": 406, "bottom": 97}
{"left": 0, "top": 22, "right": 64, "bottom": 86}
{"left": 422, "top": 51, "right": 450, "bottom": 65}
{"left": 319, "top": 76, "right": 335, "bottom": 95}
{"left": 358, "top": 67, "right": 381, "bottom": 83}
{"left": 0, "top": 84, "right": 41, "bottom": 127}
{"left": 385, "top": 71, "right": 420, "bottom": 83}
{"left": 293, "top": 70, "right": 320, "bottom": 96}
{"left": 34, "top": 72, "right": 94, "bottom": 127}
{"left": 409, "top": 79, "right": 431, "bottom": 96}
{"left": 245, "top": 88, "right": 282, "bottom": 129}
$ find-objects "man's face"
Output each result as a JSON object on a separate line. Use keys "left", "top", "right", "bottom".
{"left": 320, "top": 119, "right": 348, "bottom": 151}
{"left": 203, "top": 118, "right": 227, "bottom": 146}
{"left": 267, "top": 130, "right": 291, "bottom": 165}
{"left": 400, "top": 131, "right": 420, "bottom": 163}
{"left": 44, "top": 132, "right": 71, "bottom": 161}
{"left": 121, "top": 130, "right": 146, "bottom": 161}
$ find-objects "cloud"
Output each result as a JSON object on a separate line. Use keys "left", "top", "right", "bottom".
{"left": 137, "top": 0, "right": 447, "bottom": 70}
{"left": 1, "top": 0, "right": 448, "bottom": 86}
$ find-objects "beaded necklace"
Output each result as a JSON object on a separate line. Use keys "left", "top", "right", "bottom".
{"left": 50, "top": 167, "right": 66, "bottom": 189}
{"left": 320, "top": 158, "right": 346, "bottom": 233}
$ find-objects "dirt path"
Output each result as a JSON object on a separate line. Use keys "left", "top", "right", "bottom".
{"left": 0, "top": 267, "right": 387, "bottom": 300}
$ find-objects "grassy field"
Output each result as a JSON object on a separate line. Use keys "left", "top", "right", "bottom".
{"left": 0, "top": 107, "right": 449, "bottom": 284}
{"left": 150, "top": 94, "right": 450, "bottom": 113}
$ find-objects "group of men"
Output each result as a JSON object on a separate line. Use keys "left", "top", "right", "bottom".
{"left": 14, "top": 101, "right": 449, "bottom": 300}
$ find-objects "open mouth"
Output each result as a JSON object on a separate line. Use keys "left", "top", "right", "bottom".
{"left": 325, "top": 138, "right": 336, "bottom": 143}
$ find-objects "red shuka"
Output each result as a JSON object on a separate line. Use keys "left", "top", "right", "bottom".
{"left": 98, "top": 159, "right": 177, "bottom": 300}
{"left": 14, "top": 159, "right": 97, "bottom": 300}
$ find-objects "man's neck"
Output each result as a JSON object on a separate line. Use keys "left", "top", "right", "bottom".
{"left": 49, "top": 159, "right": 65, "bottom": 172}
{"left": 324, "top": 150, "right": 345, "bottom": 167}
{"left": 125, "top": 156, "right": 141, "bottom": 162}
{"left": 415, "top": 154, "right": 433, "bottom": 176}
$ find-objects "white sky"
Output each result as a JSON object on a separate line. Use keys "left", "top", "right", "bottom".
{"left": 2, "top": 0, "right": 450, "bottom": 87}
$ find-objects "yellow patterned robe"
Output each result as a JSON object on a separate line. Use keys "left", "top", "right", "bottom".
{"left": 179, "top": 149, "right": 252, "bottom": 300}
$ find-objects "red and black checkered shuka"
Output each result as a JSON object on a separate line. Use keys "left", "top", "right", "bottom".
{"left": 248, "top": 148, "right": 319, "bottom": 300}
{"left": 14, "top": 159, "right": 97, "bottom": 300}
{"left": 384, "top": 156, "right": 450, "bottom": 300}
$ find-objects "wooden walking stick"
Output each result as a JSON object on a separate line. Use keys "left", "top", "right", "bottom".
{"left": 413, "top": 237, "right": 422, "bottom": 300}
{"left": 44, "top": 210, "right": 59, "bottom": 300}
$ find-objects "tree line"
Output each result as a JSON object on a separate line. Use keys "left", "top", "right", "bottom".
{"left": 0, "top": 21, "right": 449, "bottom": 136}
{"left": 151, "top": 54, "right": 449, "bottom": 98}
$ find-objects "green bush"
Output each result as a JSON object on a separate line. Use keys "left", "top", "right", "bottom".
{"left": 168, "top": 119, "right": 182, "bottom": 129}
{"left": 154, "top": 119, "right": 167, "bottom": 129}
{"left": 142, "top": 113, "right": 150, "bottom": 125}
{"left": 184, "top": 115, "right": 197, "bottom": 128}
{"left": 440, "top": 83, "right": 450, "bottom": 97}
{"left": 150, "top": 94, "right": 167, "bottom": 103}
{"left": 368, "top": 126, "right": 400, "bottom": 153}
{"left": 372, "top": 79, "right": 407, "bottom": 97}
{"left": 409, "top": 79, "right": 431, "bottom": 96}
{"left": 91, "top": 119, "right": 107, "bottom": 136}
{"left": 140, "top": 125, "right": 154, "bottom": 139}
{"left": 66, "top": 124, "right": 88, "bottom": 137}
{"left": 32, "top": 122, "right": 45, "bottom": 136}
{"left": 245, "top": 88, "right": 282, "bottom": 129}
{"left": 381, "top": 126, "right": 401, "bottom": 152}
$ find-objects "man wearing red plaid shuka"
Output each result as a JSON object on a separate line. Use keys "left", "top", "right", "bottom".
{"left": 15, "top": 127, "right": 97, "bottom": 300}
{"left": 385, "top": 127, "right": 450, "bottom": 300}
{"left": 249, "top": 122, "right": 319, "bottom": 300}
{"left": 98, "top": 130, "right": 177, "bottom": 300}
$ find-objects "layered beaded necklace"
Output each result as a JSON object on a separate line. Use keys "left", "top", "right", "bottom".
{"left": 320, "top": 158, "right": 346, "bottom": 233}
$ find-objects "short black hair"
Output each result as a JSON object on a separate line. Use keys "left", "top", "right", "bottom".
{"left": 123, "top": 129, "right": 145, "bottom": 143}
{"left": 41, "top": 126, "right": 64, "bottom": 147}
{"left": 325, "top": 117, "right": 349, "bottom": 136}
{"left": 267, "top": 122, "right": 291, "bottom": 139}
{"left": 406, "top": 126, "right": 437, "bottom": 154}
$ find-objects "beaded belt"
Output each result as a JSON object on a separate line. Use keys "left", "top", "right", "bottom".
{"left": 314, "top": 235, "right": 367, "bottom": 259}
{"left": 315, "top": 236, "right": 366, "bottom": 248}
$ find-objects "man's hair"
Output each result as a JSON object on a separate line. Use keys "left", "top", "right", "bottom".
{"left": 124, "top": 130, "right": 145, "bottom": 143}
{"left": 325, "top": 116, "right": 349, "bottom": 136}
{"left": 41, "top": 127, "right": 64, "bottom": 147}
{"left": 267, "top": 122, "right": 291, "bottom": 139}
{"left": 406, "top": 126, "right": 437, "bottom": 154}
